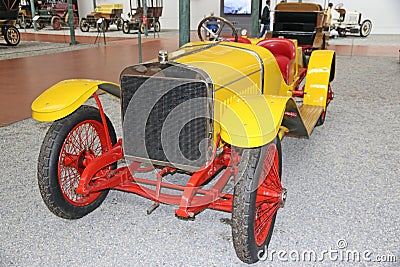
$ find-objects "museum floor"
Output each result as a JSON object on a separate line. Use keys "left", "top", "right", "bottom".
{"left": 0, "top": 30, "right": 399, "bottom": 266}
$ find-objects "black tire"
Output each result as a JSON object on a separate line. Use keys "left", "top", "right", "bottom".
{"left": 154, "top": 20, "right": 161, "bottom": 32}
{"left": 316, "top": 108, "right": 326, "bottom": 126}
{"left": 232, "top": 137, "right": 285, "bottom": 264}
{"left": 360, "top": 20, "right": 372, "bottom": 37}
{"left": 4, "top": 26, "right": 20, "bottom": 46}
{"left": 79, "top": 18, "right": 89, "bottom": 32}
{"left": 316, "top": 84, "right": 333, "bottom": 126}
{"left": 37, "top": 105, "right": 117, "bottom": 219}
{"left": 116, "top": 18, "right": 123, "bottom": 31}
{"left": 122, "top": 20, "right": 130, "bottom": 34}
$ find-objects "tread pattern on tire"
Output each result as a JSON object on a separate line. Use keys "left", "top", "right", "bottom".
{"left": 37, "top": 105, "right": 116, "bottom": 219}
{"left": 232, "top": 148, "right": 261, "bottom": 263}
{"left": 232, "top": 138, "right": 281, "bottom": 264}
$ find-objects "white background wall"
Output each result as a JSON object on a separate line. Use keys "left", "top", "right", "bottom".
{"left": 77, "top": 0, "right": 400, "bottom": 34}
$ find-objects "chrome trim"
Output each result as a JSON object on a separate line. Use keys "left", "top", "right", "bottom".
{"left": 170, "top": 42, "right": 220, "bottom": 61}
{"left": 219, "top": 43, "right": 265, "bottom": 93}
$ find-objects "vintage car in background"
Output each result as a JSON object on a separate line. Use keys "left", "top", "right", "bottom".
{"left": 0, "top": 0, "right": 20, "bottom": 45}
{"left": 35, "top": 2, "right": 79, "bottom": 30}
{"left": 122, "top": 0, "right": 162, "bottom": 34}
{"left": 80, "top": 3, "right": 123, "bottom": 32}
{"left": 332, "top": 3, "right": 372, "bottom": 37}
{"left": 48, "top": 2, "right": 79, "bottom": 30}
{"left": 31, "top": 9, "right": 335, "bottom": 264}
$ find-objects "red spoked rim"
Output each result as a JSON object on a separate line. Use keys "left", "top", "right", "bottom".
{"left": 254, "top": 143, "right": 282, "bottom": 247}
{"left": 58, "top": 120, "right": 108, "bottom": 206}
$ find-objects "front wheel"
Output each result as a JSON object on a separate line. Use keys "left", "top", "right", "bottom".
{"left": 79, "top": 18, "right": 89, "bottom": 32}
{"left": 154, "top": 20, "right": 161, "bottom": 32}
{"left": 37, "top": 105, "right": 117, "bottom": 219}
{"left": 4, "top": 26, "right": 20, "bottom": 46}
{"left": 232, "top": 137, "right": 286, "bottom": 264}
{"left": 360, "top": 20, "right": 372, "bottom": 37}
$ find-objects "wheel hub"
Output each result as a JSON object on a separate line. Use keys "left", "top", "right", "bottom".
{"left": 280, "top": 188, "right": 287, "bottom": 208}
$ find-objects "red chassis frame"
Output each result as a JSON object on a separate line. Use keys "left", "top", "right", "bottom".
{"left": 74, "top": 92, "right": 238, "bottom": 219}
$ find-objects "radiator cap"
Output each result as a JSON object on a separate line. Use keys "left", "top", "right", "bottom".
{"left": 158, "top": 50, "right": 168, "bottom": 64}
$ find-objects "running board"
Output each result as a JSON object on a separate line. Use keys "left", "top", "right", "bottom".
{"left": 299, "top": 105, "right": 323, "bottom": 136}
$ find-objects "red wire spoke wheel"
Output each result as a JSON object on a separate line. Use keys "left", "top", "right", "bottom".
{"left": 37, "top": 105, "right": 116, "bottom": 219}
{"left": 58, "top": 119, "right": 107, "bottom": 206}
{"left": 232, "top": 137, "right": 286, "bottom": 264}
{"left": 254, "top": 143, "right": 284, "bottom": 246}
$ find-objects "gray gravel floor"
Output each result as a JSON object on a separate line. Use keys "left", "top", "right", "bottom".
{"left": 0, "top": 41, "right": 98, "bottom": 60}
{"left": 1, "top": 55, "right": 399, "bottom": 266}
{"left": 327, "top": 34, "right": 400, "bottom": 46}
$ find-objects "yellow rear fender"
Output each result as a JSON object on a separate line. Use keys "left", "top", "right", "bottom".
{"left": 304, "top": 50, "right": 335, "bottom": 109}
{"left": 218, "top": 94, "right": 291, "bottom": 148}
{"left": 31, "top": 79, "right": 120, "bottom": 122}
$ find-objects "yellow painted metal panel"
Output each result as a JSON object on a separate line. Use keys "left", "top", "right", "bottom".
{"left": 304, "top": 50, "right": 335, "bottom": 108}
{"left": 218, "top": 94, "right": 290, "bottom": 148}
{"left": 31, "top": 79, "right": 119, "bottom": 121}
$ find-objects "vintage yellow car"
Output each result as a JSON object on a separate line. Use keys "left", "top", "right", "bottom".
{"left": 31, "top": 13, "right": 335, "bottom": 264}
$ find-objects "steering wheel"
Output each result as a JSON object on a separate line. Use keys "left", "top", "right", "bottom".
{"left": 197, "top": 16, "right": 238, "bottom": 42}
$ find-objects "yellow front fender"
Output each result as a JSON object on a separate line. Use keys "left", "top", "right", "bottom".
{"left": 31, "top": 79, "right": 120, "bottom": 122}
{"left": 218, "top": 94, "right": 290, "bottom": 148}
{"left": 304, "top": 50, "right": 335, "bottom": 108}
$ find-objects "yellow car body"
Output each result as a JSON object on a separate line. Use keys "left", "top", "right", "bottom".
{"left": 32, "top": 39, "right": 335, "bottom": 153}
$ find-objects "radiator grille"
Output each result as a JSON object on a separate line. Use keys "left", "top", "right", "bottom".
{"left": 121, "top": 75, "right": 211, "bottom": 171}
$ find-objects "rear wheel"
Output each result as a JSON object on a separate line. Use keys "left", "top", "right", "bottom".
{"left": 79, "top": 18, "right": 89, "bottom": 32}
{"left": 232, "top": 137, "right": 286, "bottom": 264}
{"left": 122, "top": 20, "right": 130, "bottom": 34}
{"left": 4, "top": 26, "right": 20, "bottom": 46}
{"left": 360, "top": 20, "right": 372, "bottom": 37}
{"left": 37, "top": 105, "right": 117, "bottom": 219}
{"left": 154, "top": 20, "right": 161, "bottom": 32}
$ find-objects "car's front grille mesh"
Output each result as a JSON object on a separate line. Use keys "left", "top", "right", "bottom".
{"left": 121, "top": 75, "right": 210, "bottom": 170}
